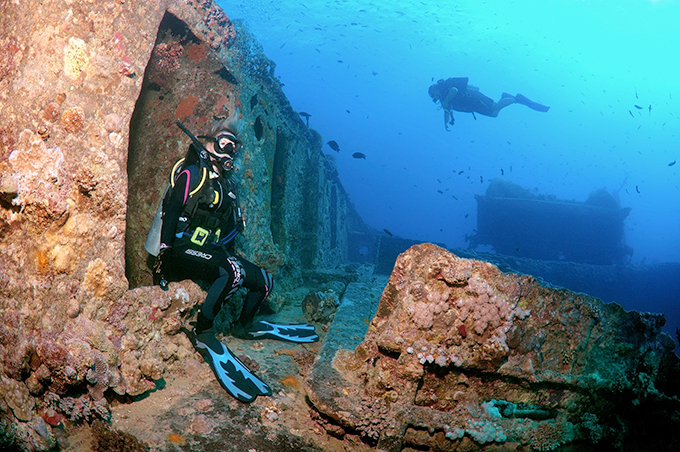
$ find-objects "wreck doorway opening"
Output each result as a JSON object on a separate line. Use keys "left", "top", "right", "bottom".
{"left": 125, "top": 11, "right": 240, "bottom": 288}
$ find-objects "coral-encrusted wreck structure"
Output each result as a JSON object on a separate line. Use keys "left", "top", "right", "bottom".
{"left": 1, "top": 0, "right": 679, "bottom": 451}
{"left": 306, "top": 244, "right": 680, "bottom": 451}
{"left": 0, "top": 0, "right": 369, "bottom": 449}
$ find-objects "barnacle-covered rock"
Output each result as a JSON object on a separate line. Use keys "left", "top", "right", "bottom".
{"left": 307, "top": 244, "right": 680, "bottom": 451}
{"left": 302, "top": 290, "right": 340, "bottom": 323}
{"left": 0, "top": 375, "right": 35, "bottom": 421}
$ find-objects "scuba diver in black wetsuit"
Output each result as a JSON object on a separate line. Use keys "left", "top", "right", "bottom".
{"left": 428, "top": 77, "right": 550, "bottom": 130}
{"left": 149, "top": 117, "right": 318, "bottom": 402}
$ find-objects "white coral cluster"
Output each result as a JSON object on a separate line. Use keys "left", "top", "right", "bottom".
{"left": 396, "top": 269, "right": 531, "bottom": 370}
{"left": 404, "top": 282, "right": 451, "bottom": 330}
{"left": 465, "top": 419, "right": 507, "bottom": 444}
{"left": 443, "top": 418, "right": 507, "bottom": 445}
{"left": 464, "top": 277, "right": 515, "bottom": 337}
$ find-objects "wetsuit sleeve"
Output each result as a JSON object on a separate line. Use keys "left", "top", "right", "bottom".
{"left": 160, "top": 164, "right": 199, "bottom": 246}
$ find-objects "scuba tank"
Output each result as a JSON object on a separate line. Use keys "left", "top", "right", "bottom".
{"left": 144, "top": 184, "right": 169, "bottom": 257}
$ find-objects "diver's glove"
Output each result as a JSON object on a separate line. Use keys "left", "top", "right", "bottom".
{"left": 153, "top": 244, "right": 172, "bottom": 290}
{"left": 183, "top": 328, "right": 272, "bottom": 403}
{"left": 233, "top": 320, "right": 319, "bottom": 343}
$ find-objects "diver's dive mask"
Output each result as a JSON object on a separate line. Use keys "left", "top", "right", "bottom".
{"left": 201, "top": 131, "right": 241, "bottom": 172}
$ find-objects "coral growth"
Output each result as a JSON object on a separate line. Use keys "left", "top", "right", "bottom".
{"left": 302, "top": 290, "right": 339, "bottom": 323}
{"left": 7, "top": 131, "right": 67, "bottom": 228}
{"left": 91, "top": 420, "right": 148, "bottom": 452}
{"left": 82, "top": 258, "right": 123, "bottom": 300}
{"left": 45, "top": 393, "right": 110, "bottom": 423}
{"left": 0, "top": 375, "right": 35, "bottom": 421}
{"left": 0, "top": 36, "right": 19, "bottom": 83}
{"left": 354, "top": 397, "right": 389, "bottom": 441}
{"left": 63, "top": 37, "right": 89, "bottom": 80}
{"left": 41, "top": 102, "right": 60, "bottom": 122}
{"left": 530, "top": 420, "right": 573, "bottom": 451}
{"left": 60, "top": 107, "right": 86, "bottom": 134}
{"left": 150, "top": 41, "right": 183, "bottom": 74}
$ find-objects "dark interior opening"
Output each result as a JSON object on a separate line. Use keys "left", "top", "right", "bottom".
{"left": 125, "top": 11, "right": 238, "bottom": 288}
{"left": 254, "top": 115, "right": 264, "bottom": 141}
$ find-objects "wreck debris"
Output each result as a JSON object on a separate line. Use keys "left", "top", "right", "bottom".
{"left": 306, "top": 244, "right": 680, "bottom": 451}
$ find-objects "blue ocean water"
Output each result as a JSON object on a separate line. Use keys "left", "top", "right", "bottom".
{"left": 220, "top": 0, "right": 679, "bottom": 339}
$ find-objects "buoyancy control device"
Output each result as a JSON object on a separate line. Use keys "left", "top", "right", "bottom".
{"left": 144, "top": 122, "right": 243, "bottom": 256}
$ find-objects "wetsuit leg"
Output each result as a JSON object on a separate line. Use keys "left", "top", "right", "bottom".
{"left": 464, "top": 90, "right": 496, "bottom": 117}
{"left": 234, "top": 258, "right": 274, "bottom": 328}
{"left": 196, "top": 256, "right": 245, "bottom": 333}
{"left": 227, "top": 258, "right": 319, "bottom": 344}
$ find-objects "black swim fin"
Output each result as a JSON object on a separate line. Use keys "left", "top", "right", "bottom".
{"left": 238, "top": 320, "right": 319, "bottom": 343}
{"left": 515, "top": 94, "right": 550, "bottom": 112}
{"left": 183, "top": 328, "right": 272, "bottom": 403}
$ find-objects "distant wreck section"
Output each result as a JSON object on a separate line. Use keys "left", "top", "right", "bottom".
{"left": 469, "top": 179, "right": 632, "bottom": 265}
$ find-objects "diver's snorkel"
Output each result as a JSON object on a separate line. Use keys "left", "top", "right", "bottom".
{"left": 176, "top": 121, "right": 211, "bottom": 163}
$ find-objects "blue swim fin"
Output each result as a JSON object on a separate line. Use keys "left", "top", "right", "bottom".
{"left": 237, "top": 320, "right": 319, "bottom": 343}
{"left": 184, "top": 328, "right": 272, "bottom": 403}
{"left": 515, "top": 94, "right": 550, "bottom": 112}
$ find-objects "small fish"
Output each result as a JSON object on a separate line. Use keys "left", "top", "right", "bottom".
{"left": 649, "top": 104, "right": 652, "bottom": 114}
{"left": 346, "top": 109, "right": 351, "bottom": 113}
{"left": 452, "top": 195, "right": 458, "bottom": 200}
{"left": 299, "top": 111, "right": 311, "bottom": 126}
{"left": 636, "top": 185, "right": 640, "bottom": 193}
{"left": 437, "top": 190, "right": 443, "bottom": 194}
{"left": 501, "top": 168, "right": 504, "bottom": 175}
{"left": 465, "top": 213, "right": 469, "bottom": 218}
{"left": 634, "top": 104, "right": 643, "bottom": 110}
{"left": 327, "top": 140, "right": 340, "bottom": 152}
{"left": 372, "top": 71, "right": 378, "bottom": 76}
{"left": 352, "top": 152, "right": 366, "bottom": 159}
{"left": 480, "top": 176, "right": 483, "bottom": 183}
{"left": 629, "top": 110, "right": 634, "bottom": 118}
{"left": 458, "top": 170, "right": 464, "bottom": 175}
{"left": 669, "top": 160, "right": 677, "bottom": 167}
{"left": 383, "top": 228, "right": 393, "bottom": 237}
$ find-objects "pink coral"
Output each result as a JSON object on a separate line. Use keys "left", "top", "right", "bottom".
{"left": 151, "top": 42, "right": 183, "bottom": 73}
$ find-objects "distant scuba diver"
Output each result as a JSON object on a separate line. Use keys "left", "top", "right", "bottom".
{"left": 147, "top": 117, "right": 318, "bottom": 403}
{"left": 428, "top": 77, "right": 550, "bottom": 130}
